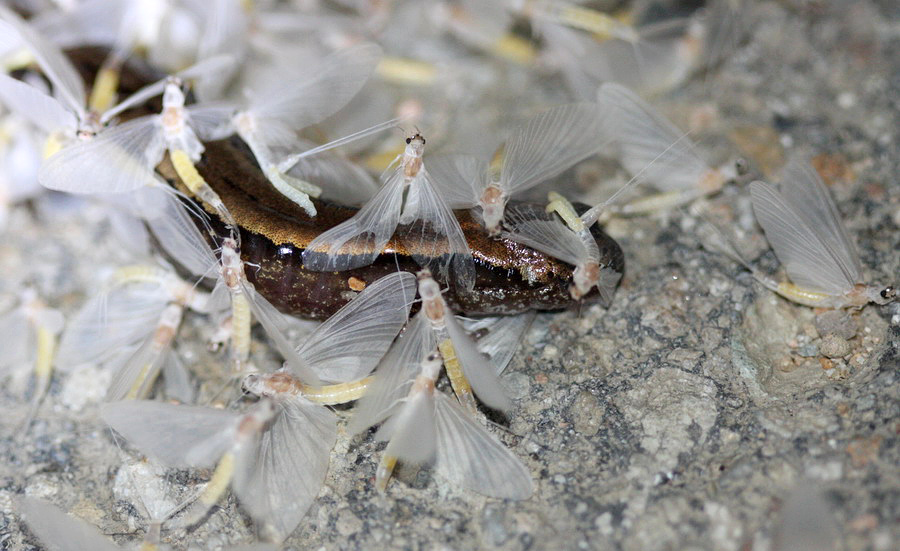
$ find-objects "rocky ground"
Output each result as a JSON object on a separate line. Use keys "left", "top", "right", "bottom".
{"left": 1, "top": 1, "right": 898, "bottom": 550}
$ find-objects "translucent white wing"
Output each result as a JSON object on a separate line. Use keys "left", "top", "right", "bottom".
{"left": 104, "top": 335, "right": 166, "bottom": 402}
{"left": 0, "top": 308, "right": 31, "bottom": 372}
{"left": 56, "top": 284, "right": 170, "bottom": 370}
{"left": 39, "top": 117, "right": 165, "bottom": 193}
{"left": 501, "top": 204, "right": 586, "bottom": 267}
{"left": 348, "top": 313, "right": 435, "bottom": 435}
{"left": 444, "top": 310, "right": 511, "bottom": 412}
{"left": 377, "top": 390, "right": 436, "bottom": 465}
{"left": 401, "top": 169, "right": 475, "bottom": 291}
{"left": 434, "top": 393, "right": 533, "bottom": 499}
{"left": 0, "top": 7, "right": 86, "bottom": 118}
{"left": 0, "top": 74, "right": 76, "bottom": 134}
{"left": 248, "top": 43, "right": 381, "bottom": 133}
{"left": 580, "top": 19, "right": 694, "bottom": 97}
{"left": 144, "top": 193, "right": 218, "bottom": 279}
{"left": 302, "top": 168, "right": 404, "bottom": 271}
{"left": 287, "top": 152, "right": 379, "bottom": 207}
{"left": 232, "top": 396, "right": 336, "bottom": 542}
{"left": 500, "top": 102, "right": 608, "bottom": 195}
{"left": 777, "top": 157, "right": 862, "bottom": 283}
{"left": 597, "top": 83, "right": 708, "bottom": 192}
{"left": 187, "top": 101, "right": 239, "bottom": 141}
{"left": 297, "top": 272, "right": 416, "bottom": 383}
{"left": 101, "top": 401, "right": 238, "bottom": 469}
{"left": 425, "top": 154, "right": 489, "bottom": 208}
{"left": 461, "top": 312, "right": 536, "bottom": 375}
{"left": 162, "top": 351, "right": 194, "bottom": 403}
{"left": 750, "top": 181, "right": 856, "bottom": 295}
{"left": 241, "top": 280, "right": 322, "bottom": 387}
{"left": 19, "top": 497, "right": 121, "bottom": 551}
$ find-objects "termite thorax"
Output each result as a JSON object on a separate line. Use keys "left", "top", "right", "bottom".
{"left": 402, "top": 134, "right": 426, "bottom": 179}
{"left": 412, "top": 375, "right": 435, "bottom": 394}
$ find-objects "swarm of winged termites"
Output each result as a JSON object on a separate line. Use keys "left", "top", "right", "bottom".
{"left": 0, "top": 1, "right": 895, "bottom": 548}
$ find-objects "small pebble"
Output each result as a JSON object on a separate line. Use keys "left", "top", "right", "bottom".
{"left": 820, "top": 334, "right": 851, "bottom": 358}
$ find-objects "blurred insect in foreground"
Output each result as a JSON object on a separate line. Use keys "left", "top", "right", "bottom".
{"left": 19, "top": 496, "right": 277, "bottom": 551}
{"left": 0, "top": 289, "right": 63, "bottom": 430}
{"left": 428, "top": 102, "right": 609, "bottom": 236}
{"left": 709, "top": 157, "right": 895, "bottom": 309}
{"left": 594, "top": 83, "right": 740, "bottom": 217}
{"left": 304, "top": 133, "right": 476, "bottom": 291}
{"left": 55, "top": 263, "right": 211, "bottom": 403}
{"left": 351, "top": 349, "right": 533, "bottom": 499}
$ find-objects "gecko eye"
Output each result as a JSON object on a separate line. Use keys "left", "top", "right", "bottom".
{"left": 427, "top": 352, "right": 440, "bottom": 362}
{"left": 406, "top": 137, "right": 411, "bottom": 144}
{"left": 881, "top": 286, "right": 896, "bottom": 300}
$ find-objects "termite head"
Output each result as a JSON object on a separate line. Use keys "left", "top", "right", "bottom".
{"left": 162, "top": 78, "right": 186, "bottom": 109}
{"left": 417, "top": 270, "right": 441, "bottom": 300}
{"left": 242, "top": 373, "right": 266, "bottom": 397}
{"left": 479, "top": 184, "right": 506, "bottom": 235}
{"left": 870, "top": 285, "right": 897, "bottom": 305}
{"left": 404, "top": 132, "right": 426, "bottom": 157}
{"left": 413, "top": 351, "right": 442, "bottom": 391}
{"left": 77, "top": 111, "right": 102, "bottom": 137}
{"left": 221, "top": 240, "right": 245, "bottom": 287}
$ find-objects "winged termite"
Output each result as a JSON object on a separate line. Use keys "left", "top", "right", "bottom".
{"left": 204, "top": 43, "right": 384, "bottom": 216}
{"left": 303, "top": 132, "right": 476, "bottom": 291}
{"left": 37, "top": 72, "right": 239, "bottom": 233}
{"left": 352, "top": 350, "right": 533, "bottom": 499}
{"left": 595, "top": 83, "right": 737, "bottom": 215}
{"left": 55, "top": 264, "right": 209, "bottom": 402}
{"left": 742, "top": 158, "right": 895, "bottom": 309}
{"left": 105, "top": 302, "right": 184, "bottom": 402}
{"left": 427, "top": 102, "right": 609, "bottom": 236}
{"left": 351, "top": 269, "right": 510, "bottom": 427}
{"left": 501, "top": 193, "right": 622, "bottom": 302}
{"left": 0, "top": 289, "right": 64, "bottom": 429}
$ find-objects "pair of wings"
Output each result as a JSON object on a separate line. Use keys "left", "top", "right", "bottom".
{"left": 427, "top": 102, "right": 611, "bottom": 209}
{"left": 350, "top": 301, "right": 512, "bottom": 438}
{"left": 302, "top": 164, "right": 476, "bottom": 291}
{"left": 597, "top": 83, "right": 711, "bottom": 193}
{"left": 55, "top": 277, "right": 177, "bottom": 372}
{"left": 750, "top": 157, "right": 862, "bottom": 295}
{"left": 38, "top": 99, "right": 235, "bottom": 195}
{"left": 371, "top": 372, "right": 533, "bottom": 500}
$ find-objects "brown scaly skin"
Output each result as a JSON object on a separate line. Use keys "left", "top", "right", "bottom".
{"left": 70, "top": 46, "right": 626, "bottom": 320}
